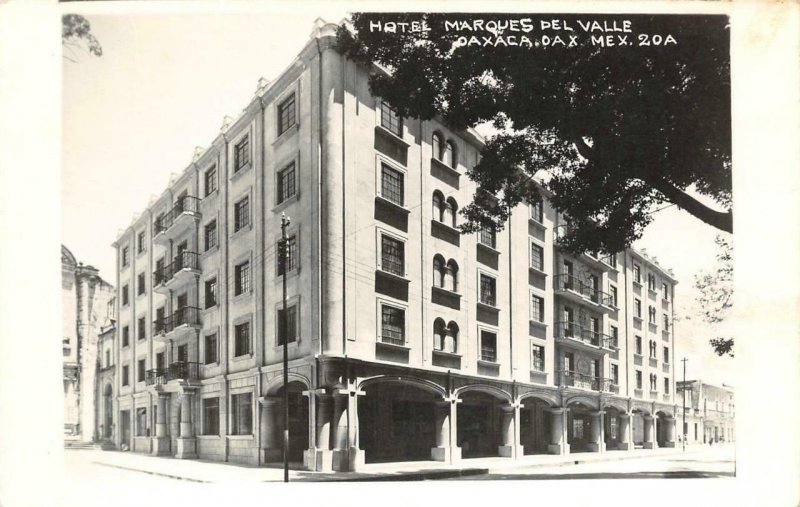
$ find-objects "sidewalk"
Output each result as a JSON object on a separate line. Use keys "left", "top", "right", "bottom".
{"left": 79, "top": 444, "right": 717, "bottom": 483}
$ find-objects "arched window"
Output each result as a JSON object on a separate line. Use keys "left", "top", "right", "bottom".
{"left": 432, "top": 132, "right": 443, "bottom": 161}
{"left": 432, "top": 190, "right": 445, "bottom": 223}
{"left": 446, "top": 321, "right": 459, "bottom": 353}
{"left": 445, "top": 197, "right": 458, "bottom": 227}
{"left": 433, "top": 254, "right": 446, "bottom": 288}
{"left": 444, "top": 140, "right": 456, "bottom": 168}
{"left": 446, "top": 259, "right": 459, "bottom": 293}
{"left": 433, "top": 318, "right": 447, "bottom": 351}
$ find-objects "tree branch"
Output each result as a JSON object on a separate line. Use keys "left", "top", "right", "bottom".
{"left": 643, "top": 176, "right": 733, "bottom": 233}
{"left": 573, "top": 138, "right": 593, "bottom": 160}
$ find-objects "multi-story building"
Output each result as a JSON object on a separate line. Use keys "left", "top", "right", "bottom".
{"left": 676, "top": 380, "right": 735, "bottom": 444}
{"left": 110, "top": 19, "right": 678, "bottom": 472}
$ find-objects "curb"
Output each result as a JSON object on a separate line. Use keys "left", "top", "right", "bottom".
{"left": 326, "top": 468, "right": 489, "bottom": 482}
{"left": 91, "top": 461, "right": 210, "bottom": 483}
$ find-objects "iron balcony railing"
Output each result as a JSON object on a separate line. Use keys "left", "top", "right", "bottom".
{"left": 153, "top": 251, "right": 200, "bottom": 286}
{"left": 145, "top": 368, "right": 166, "bottom": 386}
{"left": 154, "top": 196, "right": 201, "bottom": 235}
{"left": 554, "top": 321, "right": 617, "bottom": 349}
{"left": 152, "top": 306, "right": 202, "bottom": 335}
{"left": 144, "top": 362, "right": 200, "bottom": 385}
{"left": 553, "top": 225, "right": 616, "bottom": 268}
{"left": 557, "top": 370, "right": 616, "bottom": 392}
{"left": 554, "top": 274, "right": 615, "bottom": 307}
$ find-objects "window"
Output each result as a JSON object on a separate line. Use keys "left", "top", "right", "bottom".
{"left": 479, "top": 274, "right": 496, "bottom": 306}
{"left": 105, "top": 350, "right": 110, "bottom": 368}
{"left": 663, "top": 282, "right": 670, "bottom": 300}
{"left": 650, "top": 373, "right": 658, "bottom": 392}
{"left": 609, "top": 416, "right": 618, "bottom": 439}
{"left": 122, "top": 285, "right": 129, "bottom": 306}
{"left": 635, "top": 370, "right": 642, "bottom": 389}
{"left": 607, "top": 253, "right": 617, "bottom": 267}
{"left": 137, "top": 231, "right": 145, "bottom": 254}
{"left": 531, "top": 294, "right": 544, "bottom": 323}
{"left": 137, "top": 273, "right": 145, "bottom": 295}
{"left": 480, "top": 330, "right": 497, "bottom": 363}
{"left": 234, "top": 135, "right": 250, "bottom": 172}
{"left": 234, "top": 196, "right": 250, "bottom": 232}
{"left": 530, "top": 198, "right": 543, "bottom": 223}
{"left": 649, "top": 306, "right": 657, "bottom": 324}
{"left": 204, "top": 277, "right": 217, "bottom": 309}
{"left": 648, "top": 273, "right": 656, "bottom": 291}
{"left": 634, "top": 298, "right": 641, "bottom": 318}
{"left": 611, "top": 364, "right": 619, "bottom": 385}
{"left": 649, "top": 340, "right": 657, "bottom": 358}
{"left": 277, "top": 305, "right": 298, "bottom": 346}
{"left": 663, "top": 314, "right": 670, "bottom": 331}
{"left": 230, "top": 393, "right": 252, "bottom": 435}
{"left": 530, "top": 242, "right": 544, "bottom": 271}
{"left": 205, "top": 165, "right": 217, "bottom": 196}
{"left": 633, "top": 264, "right": 641, "bottom": 283}
{"left": 609, "top": 285, "right": 618, "bottom": 306}
{"left": 635, "top": 335, "right": 642, "bottom": 355}
{"left": 202, "top": 397, "right": 220, "bottom": 435}
{"left": 204, "top": 220, "right": 217, "bottom": 251}
{"left": 278, "top": 235, "right": 298, "bottom": 275}
{"left": 155, "top": 352, "right": 164, "bottom": 371}
{"left": 380, "top": 101, "right": 403, "bottom": 137}
{"left": 137, "top": 359, "right": 145, "bottom": 382}
{"left": 443, "top": 321, "right": 459, "bottom": 353}
{"left": 380, "top": 163, "right": 404, "bottom": 205}
{"left": 446, "top": 259, "right": 459, "bottom": 292}
{"left": 234, "top": 261, "right": 250, "bottom": 296}
{"left": 137, "top": 317, "right": 145, "bottom": 340}
{"left": 380, "top": 235, "right": 404, "bottom": 276}
{"left": 277, "top": 162, "right": 296, "bottom": 203}
{"left": 136, "top": 407, "right": 147, "bottom": 437}
{"left": 663, "top": 346, "right": 670, "bottom": 363}
{"left": 234, "top": 322, "right": 250, "bottom": 357}
{"left": 122, "top": 365, "right": 130, "bottom": 386}
{"left": 433, "top": 255, "right": 445, "bottom": 288}
{"left": 444, "top": 140, "right": 456, "bottom": 168}
{"left": 431, "top": 132, "right": 444, "bottom": 160}
{"left": 664, "top": 377, "right": 670, "bottom": 394}
{"left": 122, "top": 326, "right": 130, "bottom": 348}
{"left": 531, "top": 344, "right": 544, "bottom": 372}
{"left": 610, "top": 325, "right": 619, "bottom": 348}
{"left": 278, "top": 94, "right": 296, "bottom": 136}
{"left": 122, "top": 246, "right": 130, "bottom": 267}
{"left": 479, "top": 225, "right": 496, "bottom": 249}
{"left": 380, "top": 305, "right": 405, "bottom": 346}
{"left": 204, "top": 333, "right": 218, "bottom": 364}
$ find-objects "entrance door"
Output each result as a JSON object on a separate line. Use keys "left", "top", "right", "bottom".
{"left": 120, "top": 410, "right": 131, "bottom": 447}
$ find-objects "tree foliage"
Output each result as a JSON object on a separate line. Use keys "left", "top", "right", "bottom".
{"left": 337, "top": 13, "right": 731, "bottom": 254}
{"left": 694, "top": 235, "right": 733, "bottom": 356}
{"left": 62, "top": 14, "right": 102, "bottom": 62}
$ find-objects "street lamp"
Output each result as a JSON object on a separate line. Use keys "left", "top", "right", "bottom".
{"left": 280, "top": 213, "right": 290, "bottom": 482}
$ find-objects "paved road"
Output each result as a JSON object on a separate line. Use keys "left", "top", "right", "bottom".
{"left": 449, "top": 445, "right": 735, "bottom": 480}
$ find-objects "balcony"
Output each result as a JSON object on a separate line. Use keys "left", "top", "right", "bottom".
{"left": 144, "top": 362, "right": 200, "bottom": 386}
{"left": 553, "top": 225, "right": 615, "bottom": 271}
{"left": 153, "top": 251, "right": 201, "bottom": 293}
{"left": 556, "top": 370, "right": 615, "bottom": 392}
{"left": 153, "top": 196, "right": 201, "bottom": 245}
{"left": 554, "top": 321, "right": 616, "bottom": 352}
{"left": 152, "top": 306, "right": 202, "bottom": 341}
{"left": 553, "top": 274, "right": 615, "bottom": 312}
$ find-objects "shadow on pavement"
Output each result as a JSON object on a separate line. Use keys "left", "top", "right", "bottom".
{"left": 471, "top": 470, "right": 735, "bottom": 480}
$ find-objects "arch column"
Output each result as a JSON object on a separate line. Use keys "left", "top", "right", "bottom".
{"left": 546, "top": 408, "right": 569, "bottom": 455}
{"left": 304, "top": 390, "right": 334, "bottom": 471}
{"left": 642, "top": 415, "right": 655, "bottom": 449}
{"left": 587, "top": 410, "right": 605, "bottom": 453}
{"left": 498, "top": 403, "right": 524, "bottom": 458}
{"left": 431, "top": 398, "right": 461, "bottom": 463}
{"left": 664, "top": 416, "right": 676, "bottom": 447}
{"left": 259, "top": 396, "right": 282, "bottom": 462}
{"left": 175, "top": 387, "right": 197, "bottom": 459}
{"left": 151, "top": 392, "right": 170, "bottom": 456}
{"left": 332, "top": 389, "right": 365, "bottom": 472}
{"left": 618, "top": 413, "right": 632, "bottom": 450}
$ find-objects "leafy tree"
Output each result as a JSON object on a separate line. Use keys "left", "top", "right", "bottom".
{"left": 337, "top": 13, "right": 731, "bottom": 254}
{"left": 62, "top": 14, "right": 102, "bottom": 62}
{"left": 694, "top": 235, "right": 733, "bottom": 356}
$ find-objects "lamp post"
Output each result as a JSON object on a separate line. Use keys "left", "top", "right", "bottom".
{"left": 280, "top": 213, "right": 290, "bottom": 482}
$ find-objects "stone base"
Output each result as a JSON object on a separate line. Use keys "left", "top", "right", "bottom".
{"left": 431, "top": 445, "right": 461, "bottom": 463}
{"left": 332, "top": 447, "right": 365, "bottom": 472}
{"left": 498, "top": 444, "right": 524, "bottom": 458}
{"left": 643, "top": 442, "right": 655, "bottom": 449}
{"left": 151, "top": 436, "right": 170, "bottom": 456}
{"left": 663, "top": 441, "right": 676, "bottom": 448}
{"left": 586, "top": 442, "right": 605, "bottom": 453}
{"left": 616, "top": 442, "right": 632, "bottom": 451}
{"left": 263, "top": 448, "right": 283, "bottom": 463}
{"left": 304, "top": 448, "right": 333, "bottom": 472}
{"left": 174, "top": 437, "right": 196, "bottom": 459}
{"left": 548, "top": 443, "right": 568, "bottom": 455}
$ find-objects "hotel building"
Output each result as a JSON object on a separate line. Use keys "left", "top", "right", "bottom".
{"left": 110, "top": 20, "right": 678, "bottom": 471}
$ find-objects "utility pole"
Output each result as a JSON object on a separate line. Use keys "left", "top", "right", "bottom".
{"left": 280, "top": 213, "right": 291, "bottom": 482}
{"left": 681, "top": 357, "right": 688, "bottom": 452}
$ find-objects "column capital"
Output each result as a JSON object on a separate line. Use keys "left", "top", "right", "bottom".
{"left": 643, "top": 414, "right": 654, "bottom": 421}
{"left": 500, "top": 403, "right": 521, "bottom": 413}
{"left": 335, "top": 388, "right": 365, "bottom": 397}
{"left": 258, "top": 396, "right": 281, "bottom": 407}
{"left": 618, "top": 412, "right": 632, "bottom": 419}
{"left": 546, "top": 407, "right": 566, "bottom": 415}
{"left": 590, "top": 410, "right": 606, "bottom": 416}
{"left": 179, "top": 385, "right": 198, "bottom": 395}
{"left": 444, "top": 396, "right": 462, "bottom": 404}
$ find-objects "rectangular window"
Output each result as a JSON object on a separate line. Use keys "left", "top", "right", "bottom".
{"left": 479, "top": 274, "right": 496, "bottom": 306}
{"left": 380, "top": 235, "right": 404, "bottom": 276}
{"left": 609, "top": 416, "right": 618, "bottom": 439}
{"left": 230, "top": 393, "right": 252, "bottom": 435}
{"left": 650, "top": 374, "right": 658, "bottom": 392}
{"left": 234, "top": 196, "right": 250, "bottom": 232}
{"left": 649, "top": 340, "right": 657, "bottom": 358}
{"left": 663, "top": 346, "right": 670, "bottom": 363}
{"left": 610, "top": 325, "right": 619, "bottom": 348}
{"left": 122, "top": 365, "right": 130, "bottom": 386}
{"left": 277, "top": 305, "right": 298, "bottom": 346}
{"left": 137, "top": 272, "right": 145, "bottom": 295}
{"left": 204, "top": 277, "right": 217, "bottom": 308}
{"left": 664, "top": 378, "right": 670, "bottom": 394}
{"left": 234, "top": 261, "right": 250, "bottom": 296}
{"left": 607, "top": 253, "right": 617, "bottom": 267}
{"left": 636, "top": 370, "right": 642, "bottom": 389}
{"left": 480, "top": 330, "right": 497, "bottom": 363}
{"left": 530, "top": 198, "right": 543, "bottom": 223}
{"left": 648, "top": 273, "right": 656, "bottom": 291}
{"left": 277, "top": 162, "right": 296, "bottom": 203}
{"left": 609, "top": 285, "right": 618, "bottom": 307}
{"left": 479, "top": 225, "right": 496, "bottom": 249}
{"left": 137, "top": 317, "right": 145, "bottom": 340}
{"left": 122, "top": 285, "right": 129, "bottom": 306}
{"left": 663, "top": 314, "right": 670, "bottom": 330}
{"left": 122, "top": 326, "right": 130, "bottom": 348}
{"left": 234, "top": 135, "right": 250, "bottom": 172}
{"left": 649, "top": 306, "right": 657, "bottom": 324}
{"left": 204, "top": 333, "right": 218, "bottom": 364}
{"left": 234, "top": 322, "right": 250, "bottom": 357}
{"left": 278, "top": 94, "right": 296, "bottom": 136}
{"left": 380, "top": 305, "right": 405, "bottom": 346}
{"left": 663, "top": 282, "right": 670, "bottom": 300}
{"left": 611, "top": 364, "right": 619, "bottom": 385}
{"left": 156, "top": 352, "right": 164, "bottom": 371}
{"left": 633, "top": 264, "right": 641, "bottom": 283}
{"left": 205, "top": 165, "right": 217, "bottom": 196}
{"left": 635, "top": 335, "right": 642, "bottom": 355}
{"left": 155, "top": 257, "right": 165, "bottom": 285}
{"left": 204, "top": 220, "right": 217, "bottom": 251}
{"left": 278, "top": 235, "right": 298, "bottom": 275}
{"left": 105, "top": 350, "right": 110, "bottom": 368}
{"left": 122, "top": 246, "right": 130, "bottom": 267}
{"left": 137, "top": 358, "right": 145, "bottom": 382}
{"left": 530, "top": 294, "right": 544, "bottom": 323}
{"left": 202, "top": 397, "right": 220, "bottom": 435}
{"left": 380, "top": 163, "right": 404, "bottom": 205}
{"left": 531, "top": 344, "right": 544, "bottom": 372}
{"left": 137, "top": 231, "right": 145, "bottom": 254}
{"left": 136, "top": 407, "right": 147, "bottom": 437}
{"left": 380, "top": 101, "right": 403, "bottom": 137}
{"left": 634, "top": 298, "right": 641, "bottom": 318}
{"left": 530, "top": 242, "right": 544, "bottom": 271}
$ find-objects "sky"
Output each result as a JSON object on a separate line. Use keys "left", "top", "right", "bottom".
{"left": 62, "top": 11, "right": 734, "bottom": 385}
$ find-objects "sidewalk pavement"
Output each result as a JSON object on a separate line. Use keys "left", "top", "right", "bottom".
{"left": 78, "top": 444, "right": 718, "bottom": 483}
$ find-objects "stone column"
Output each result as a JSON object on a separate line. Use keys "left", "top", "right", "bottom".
{"left": 431, "top": 400, "right": 451, "bottom": 462}
{"left": 547, "top": 408, "right": 568, "bottom": 455}
{"left": 498, "top": 404, "right": 523, "bottom": 458}
{"left": 618, "top": 413, "right": 632, "bottom": 450}
{"left": 330, "top": 390, "right": 365, "bottom": 472}
{"left": 259, "top": 396, "right": 282, "bottom": 462}
{"left": 586, "top": 411, "right": 604, "bottom": 452}
{"left": 642, "top": 415, "right": 655, "bottom": 449}
{"left": 151, "top": 392, "right": 170, "bottom": 456}
{"left": 448, "top": 398, "right": 462, "bottom": 463}
{"left": 664, "top": 417, "right": 676, "bottom": 448}
{"left": 305, "top": 392, "right": 333, "bottom": 471}
{"left": 346, "top": 391, "right": 365, "bottom": 471}
{"left": 175, "top": 388, "right": 197, "bottom": 459}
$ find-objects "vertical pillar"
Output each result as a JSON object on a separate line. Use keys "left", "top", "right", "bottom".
{"left": 448, "top": 398, "right": 462, "bottom": 463}
{"left": 259, "top": 396, "right": 282, "bottom": 462}
{"left": 332, "top": 390, "right": 365, "bottom": 472}
{"left": 305, "top": 391, "right": 333, "bottom": 471}
{"left": 664, "top": 417, "right": 676, "bottom": 447}
{"left": 431, "top": 400, "right": 451, "bottom": 462}
{"left": 175, "top": 388, "right": 197, "bottom": 459}
{"left": 618, "top": 413, "right": 632, "bottom": 450}
{"left": 642, "top": 415, "right": 655, "bottom": 449}
{"left": 547, "top": 408, "right": 568, "bottom": 455}
{"left": 151, "top": 392, "right": 170, "bottom": 455}
{"left": 498, "top": 404, "right": 523, "bottom": 458}
{"left": 587, "top": 410, "right": 604, "bottom": 452}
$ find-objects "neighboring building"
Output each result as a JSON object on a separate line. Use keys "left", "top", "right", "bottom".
{"left": 676, "top": 380, "right": 735, "bottom": 444}
{"left": 110, "top": 19, "right": 678, "bottom": 471}
{"left": 62, "top": 245, "right": 115, "bottom": 442}
{"left": 94, "top": 300, "right": 117, "bottom": 445}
